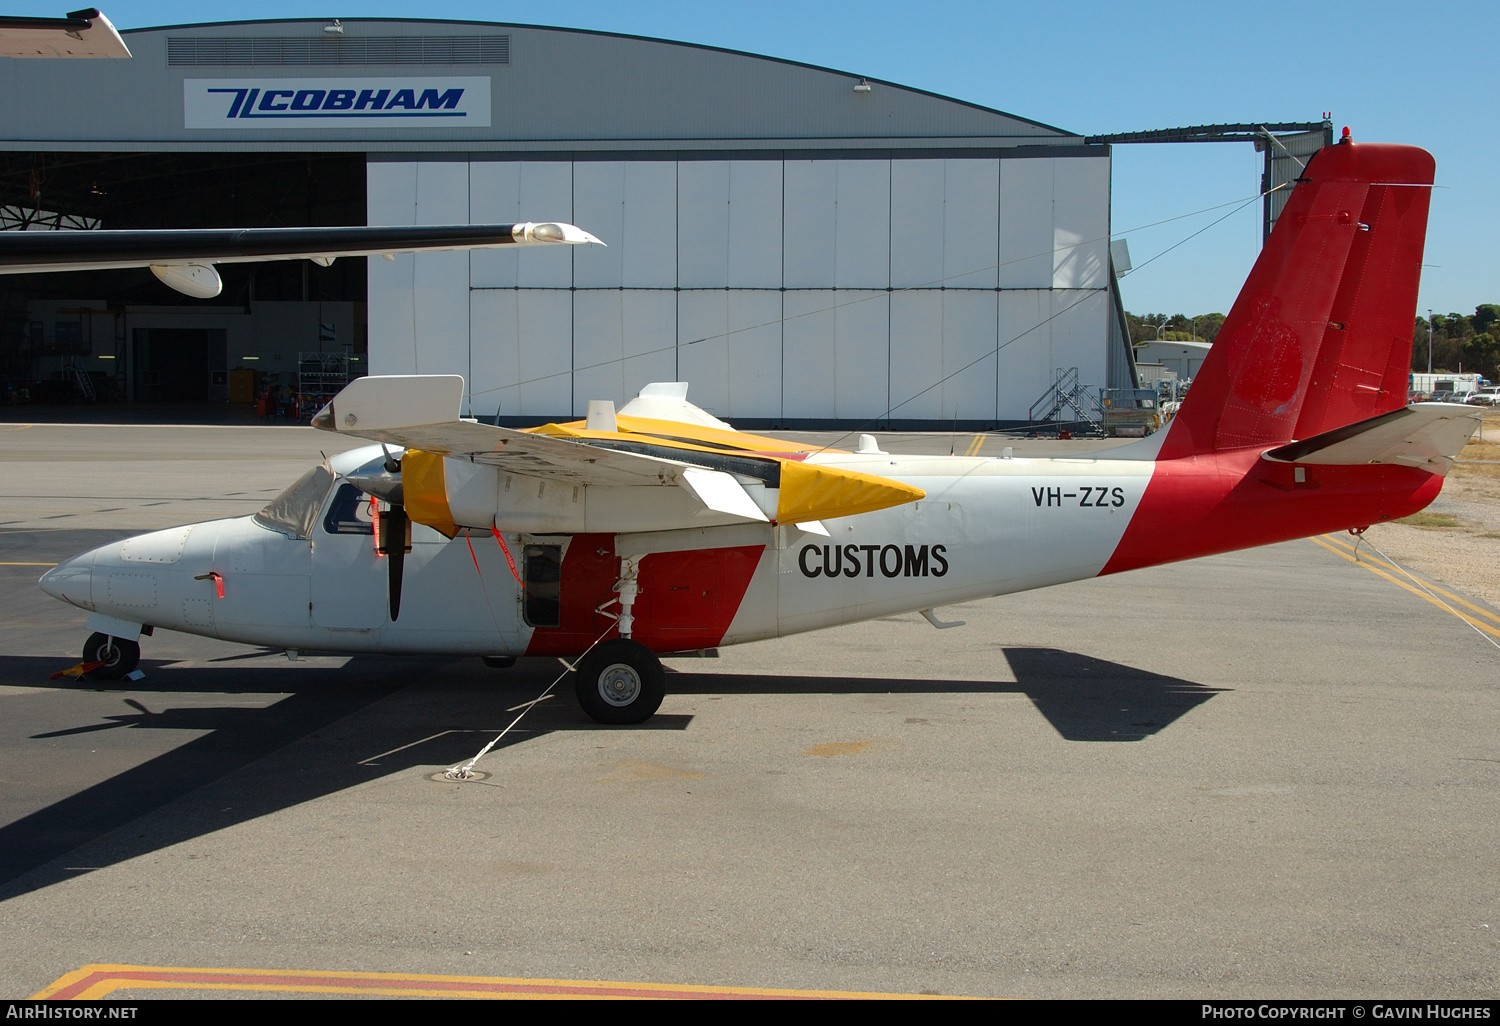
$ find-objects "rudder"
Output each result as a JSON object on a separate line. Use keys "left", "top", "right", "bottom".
{"left": 1160, "top": 139, "right": 1435, "bottom": 460}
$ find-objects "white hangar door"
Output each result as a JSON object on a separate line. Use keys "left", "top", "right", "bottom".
{"left": 369, "top": 150, "right": 1113, "bottom": 425}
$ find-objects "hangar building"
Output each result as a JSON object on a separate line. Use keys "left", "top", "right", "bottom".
{"left": 0, "top": 19, "right": 1132, "bottom": 426}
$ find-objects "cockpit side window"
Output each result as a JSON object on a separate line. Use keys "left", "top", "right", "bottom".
{"left": 253, "top": 464, "right": 334, "bottom": 540}
{"left": 322, "top": 483, "right": 375, "bottom": 535}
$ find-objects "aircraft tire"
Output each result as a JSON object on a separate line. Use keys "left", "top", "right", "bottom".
{"left": 481, "top": 656, "right": 517, "bottom": 669}
{"left": 83, "top": 632, "right": 140, "bottom": 680}
{"left": 574, "top": 640, "right": 665, "bottom": 725}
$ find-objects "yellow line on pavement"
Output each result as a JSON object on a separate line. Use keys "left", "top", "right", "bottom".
{"left": 1309, "top": 536, "right": 1500, "bottom": 640}
{"left": 34, "top": 963, "right": 966, "bottom": 1000}
{"left": 0, "top": 562, "right": 56, "bottom": 566}
{"left": 965, "top": 434, "right": 985, "bottom": 457}
{"left": 1317, "top": 532, "right": 1500, "bottom": 628}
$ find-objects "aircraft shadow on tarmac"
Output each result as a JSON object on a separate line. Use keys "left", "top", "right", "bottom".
{"left": 666, "top": 648, "right": 1226, "bottom": 745}
{"left": 0, "top": 647, "right": 1222, "bottom": 900}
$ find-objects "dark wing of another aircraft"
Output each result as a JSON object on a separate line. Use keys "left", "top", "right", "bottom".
{"left": 0, "top": 7, "right": 130, "bottom": 57}
{"left": 0, "top": 222, "right": 605, "bottom": 296}
{"left": 0, "top": 14, "right": 610, "bottom": 296}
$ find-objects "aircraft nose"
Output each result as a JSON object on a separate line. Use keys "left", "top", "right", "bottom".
{"left": 39, "top": 551, "right": 95, "bottom": 610}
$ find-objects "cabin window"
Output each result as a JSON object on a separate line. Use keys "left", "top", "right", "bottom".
{"left": 522, "top": 544, "right": 562, "bottom": 627}
{"left": 321, "top": 483, "right": 375, "bottom": 535}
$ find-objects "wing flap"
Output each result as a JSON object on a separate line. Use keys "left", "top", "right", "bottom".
{"left": 679, "top": 469, "right": 771, "bottom": 522}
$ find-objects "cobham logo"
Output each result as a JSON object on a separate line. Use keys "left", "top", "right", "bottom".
{"left": 798, "top": 543, "right": 949, "bottom": 579}
{"left": 185, "top": 77, "right": 491, "bottom": 129}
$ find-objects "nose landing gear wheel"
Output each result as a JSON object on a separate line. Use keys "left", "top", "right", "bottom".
{"left": 82, "top": 632, "right": 140, "bottom": 680}
{"left": 574, "top": 639, "right": 665, "bottom": 725}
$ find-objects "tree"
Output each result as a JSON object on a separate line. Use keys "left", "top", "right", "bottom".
{"left": 1464, "top": 332, "right": 1499, "bottom": 381}
{"left": 1413, "top": 310, "right": 1484, "bottom": 374}
{"left": 1125, "top": 311, "right": 1224, "bottom": 344}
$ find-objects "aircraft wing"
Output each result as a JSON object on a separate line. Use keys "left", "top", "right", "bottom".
{"left": 1264, "top": 403, "right": 1481, "bottom": 475}
{"left": 0, "top": 8, "right": 130, "bottom": 58}
{"left": 312, "top": 374, "right": 754, "bottom": 488}
{"left": 338, "top": 416, "right": 700, "bottom": 488}
{"left": 312, "top": 375, "right": 924, "bottom": 529}
{"left": 0, "top": 222, "right": 603, "bottom": 296}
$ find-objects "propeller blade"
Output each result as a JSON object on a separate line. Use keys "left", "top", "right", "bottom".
{"left": 387, "top": 527, "right": 404, "bottom": 621}
{"left": 378, "top": 502, "right": 411, "bottom": 621}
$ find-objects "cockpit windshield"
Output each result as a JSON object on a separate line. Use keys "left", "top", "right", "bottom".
{"left": 253, "top": 464, "right": 334, "bottom": 539}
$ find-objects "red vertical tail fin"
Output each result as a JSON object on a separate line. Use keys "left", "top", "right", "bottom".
{"left": 1160, "top": 141, "right": 1434, "bottom": 459}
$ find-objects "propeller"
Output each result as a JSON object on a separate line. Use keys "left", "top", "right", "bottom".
{"left": 377, "top": 500, "right": 410, "bottom": 621}
{"left": 352, "top": 446, "right": 411, "bottom": 621}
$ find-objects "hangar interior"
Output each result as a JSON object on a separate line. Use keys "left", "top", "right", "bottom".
{"left": 0, "top": 19, "right": 1135, "bottom": 426}
{"left": 0, "top": 152, "right": 365, "bottom": 403}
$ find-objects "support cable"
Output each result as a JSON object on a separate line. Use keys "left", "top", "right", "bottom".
{"left": 443, "top": 624, "right": 619, "bottom": 780}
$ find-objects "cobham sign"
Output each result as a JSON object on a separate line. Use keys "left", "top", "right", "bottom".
{"left": 184, "top": 77, "right": 491, "bottom": 129}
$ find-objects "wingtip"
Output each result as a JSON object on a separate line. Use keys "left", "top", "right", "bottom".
{"left": 514, "top": 222, "right": 606, "bottom": 247}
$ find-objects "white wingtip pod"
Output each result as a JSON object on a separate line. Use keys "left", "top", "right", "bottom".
{"left": 149, "top": 263, "right": 222, "bottom": 298}
{"left": 511, "top": 222, "right": 606, "bottom": 247}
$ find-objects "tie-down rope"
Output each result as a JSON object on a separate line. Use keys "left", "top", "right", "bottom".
{"left": 1350, "top": 529, "right": 1500, "bottom": 654}
{"left": 443, "top": 622, "right": 619, "bottom": 780}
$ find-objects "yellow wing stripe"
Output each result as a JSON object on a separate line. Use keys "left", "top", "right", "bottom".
{"left": 776, "top": 460, "right": 925, "bottom": 524}
{"left": 415, "top": 422, "right": 920, "bottom": 530}
{"left": 531, "top": 414, "right": 841, "bottom": 455}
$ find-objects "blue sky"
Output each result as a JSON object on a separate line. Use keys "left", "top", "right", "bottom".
{"left": 94, "top": 1, "right": 1498, "bottom": 318}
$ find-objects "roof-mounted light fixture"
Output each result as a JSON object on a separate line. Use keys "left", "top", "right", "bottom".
{"left": 853, "top": 78, "right": 872, "bottom": 93}
{"left": 324, "top": 19, "right": 344, "bottom": 35}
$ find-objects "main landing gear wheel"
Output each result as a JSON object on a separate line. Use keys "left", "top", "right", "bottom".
{"left": 574, "top": 640, "right": 665, "bottom": 725}
{"left": 83, "top": 632, "right": 140, "bottom": 681}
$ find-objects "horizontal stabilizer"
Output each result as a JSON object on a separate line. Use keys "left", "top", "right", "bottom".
{"left": 1263, "top": 403, "right": 1481, "bottom": 475}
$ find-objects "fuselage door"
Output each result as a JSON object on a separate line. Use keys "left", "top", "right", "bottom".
{"left": 310, "top": 482, "right": 389, "bottom": 629}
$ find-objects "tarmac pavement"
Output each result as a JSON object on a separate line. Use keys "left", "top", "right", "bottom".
{"left": 0, "top": 424, "right": 1496, "bottom": 999}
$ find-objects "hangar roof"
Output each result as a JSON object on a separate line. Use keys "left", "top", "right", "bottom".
{"left": 0, "top": 19, "right": 1082, "bottom": 152}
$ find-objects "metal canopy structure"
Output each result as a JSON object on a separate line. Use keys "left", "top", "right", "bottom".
{"left": 1086, "top": 122, "right": 1334, "bottom": 241}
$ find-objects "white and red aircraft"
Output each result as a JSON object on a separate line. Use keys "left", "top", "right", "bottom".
{"left": 39, "top": 139, "right": 1480, "bottom": 724}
